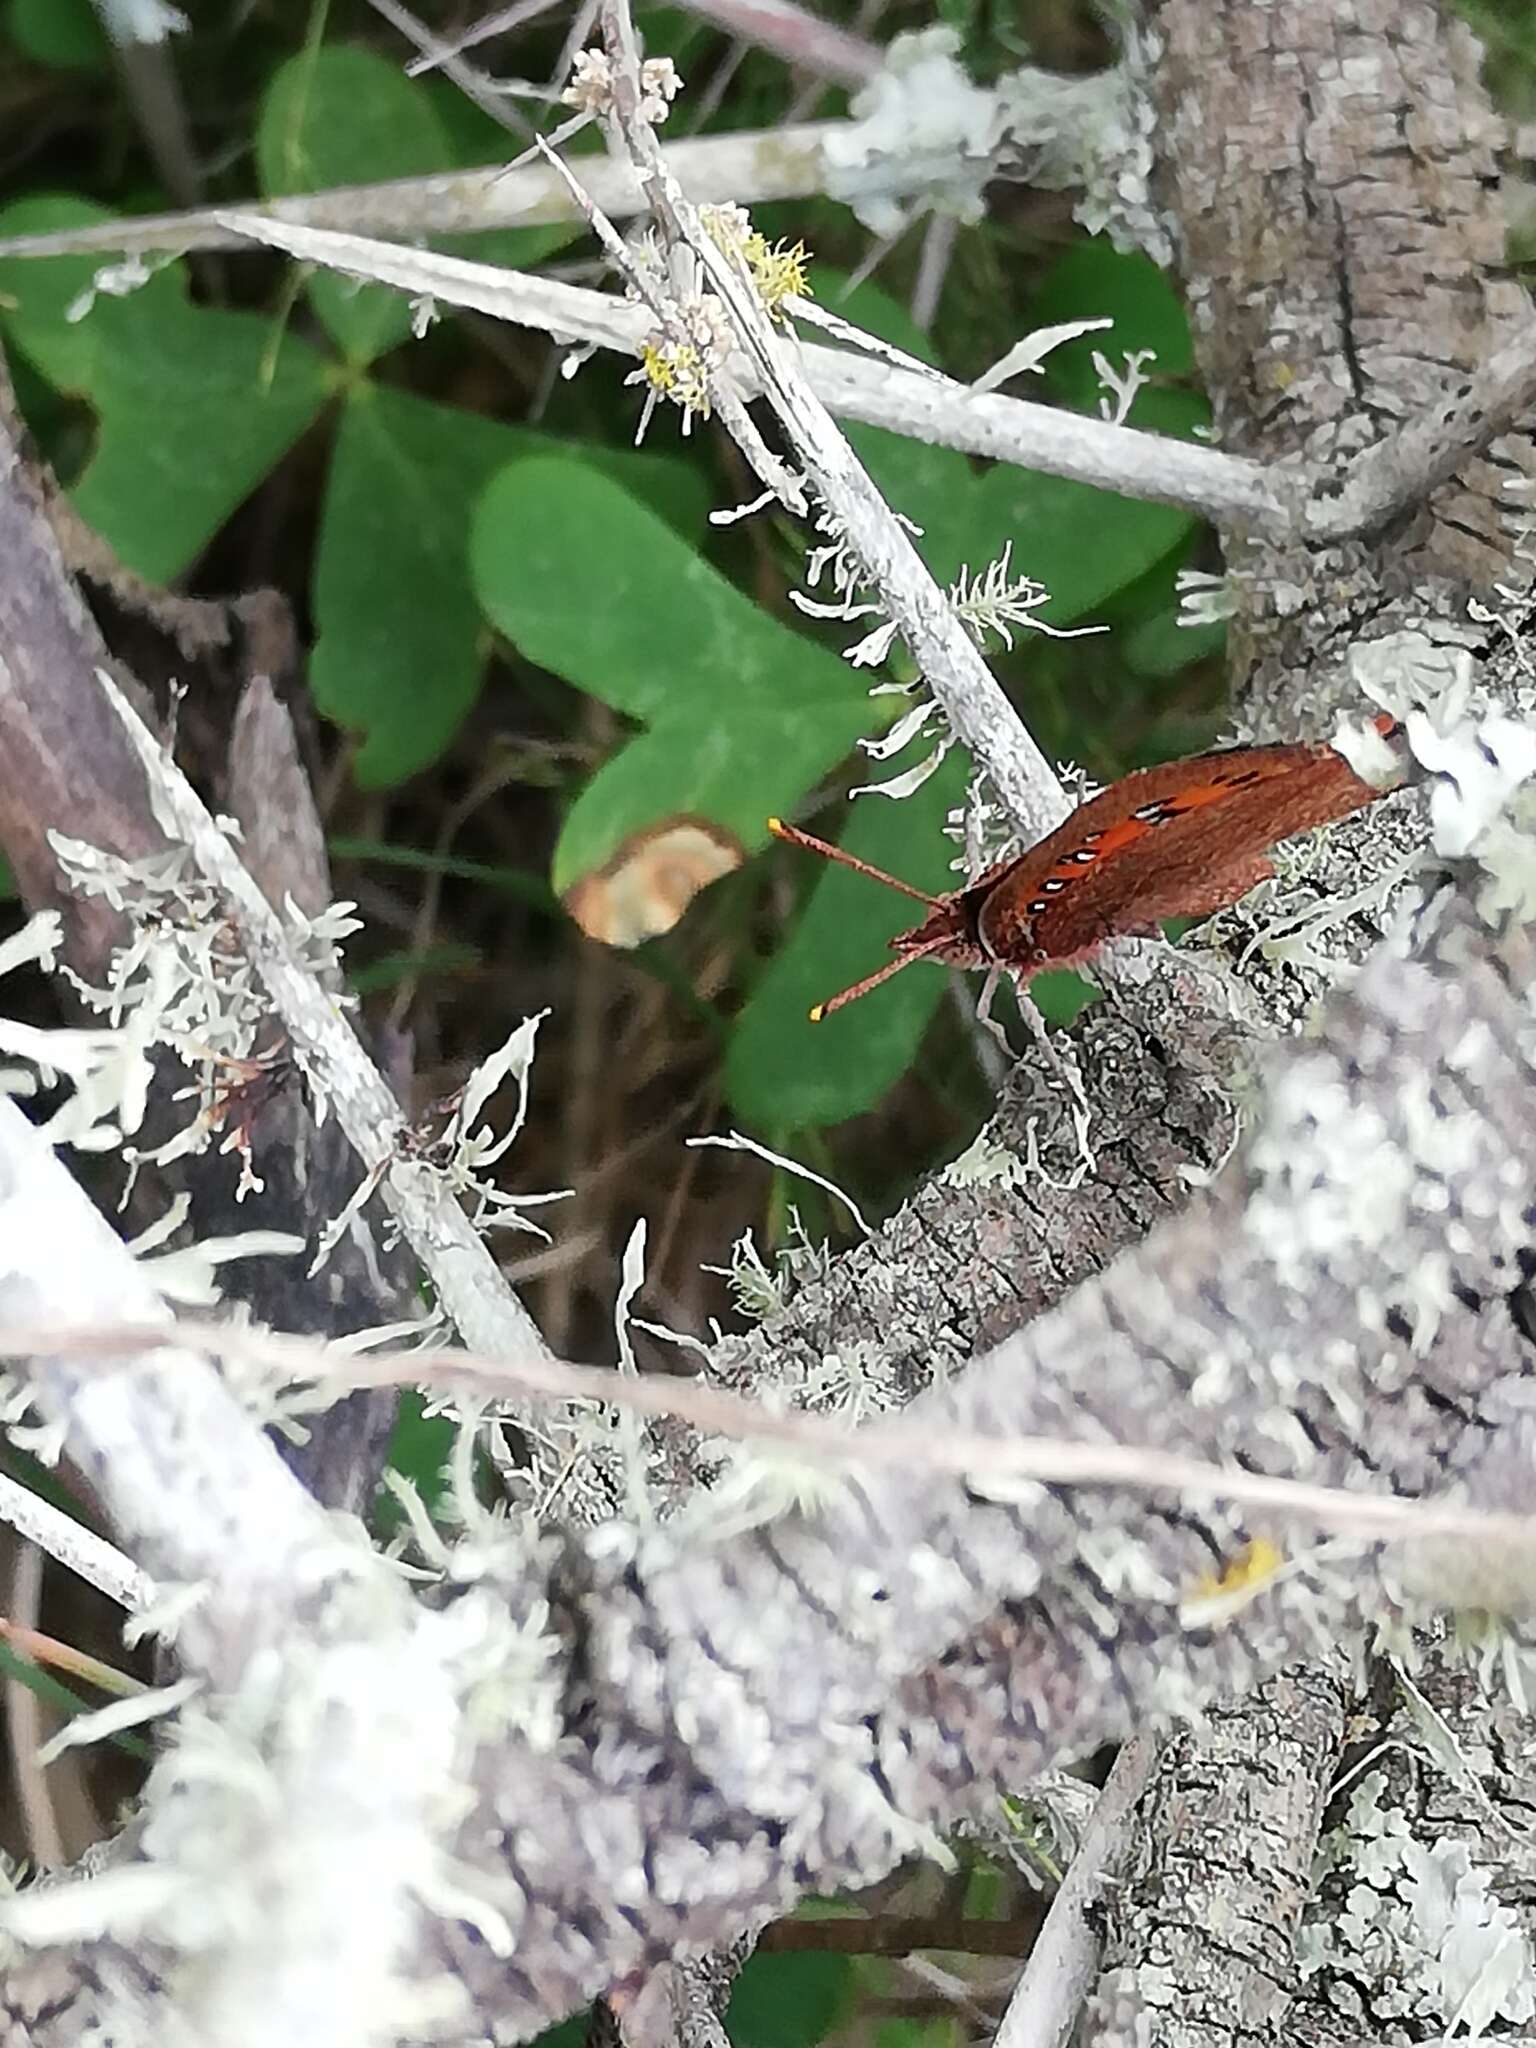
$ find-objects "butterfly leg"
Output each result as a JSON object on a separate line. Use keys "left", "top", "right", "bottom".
{"left": 1013, "top": 971, "right": 1097, "bottom": 1181}
{"left": 974, "top": 963, "right": 1017, "bottom": 1058}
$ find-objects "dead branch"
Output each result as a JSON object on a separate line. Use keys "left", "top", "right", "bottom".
{"left": 96, "top": 674, "right": 555, "bottom": 1381}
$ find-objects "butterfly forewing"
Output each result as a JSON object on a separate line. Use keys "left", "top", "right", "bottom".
{"left": 975, "top": 738, "right": 1385, "bottom": 970}
{"left": 781, "top": 722, "right": 1399, "bottom": 1017}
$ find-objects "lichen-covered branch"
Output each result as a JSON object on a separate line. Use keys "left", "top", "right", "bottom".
{"left": 596, "top": 0, "right": 1061, "bottom": 838}
{"left": 0, "top": 1098, "right": 458, "bottom": 2048}
{"left": 96, "top": 674, "right": 555, "bottom": 1383}
{"left": 0, "top": 366, "right": 405, "bottom": 1515}
{"left": 7, "top": 753, "right": 1536, "bottom": 2040}
{"left": 4, "top": 8, "right": 1536, "bottom": 2045}
{"left": 213, "top": 212, "right": 1285, "bottom": 533}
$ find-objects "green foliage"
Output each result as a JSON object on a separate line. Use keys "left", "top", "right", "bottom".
{"left": 471, "top": 456, "right": 875, "bottom": 891}
{"left": 374, "top": 1391, "right": 455, "bottom": 1534}
{"left": 5, "top": 0, "right": 106, "bottom": 68}
{"left": 522, "top": 2018, "right": 586, "bottom": 2048}
{"left": 257, "top": 46, "right": 455, "bottom": 364}
{"left": 719, "top": 270, "right": 1199, "bottom": 1128}
{"left": 316, "top": 388, "right": 709, "bottom": 786}
{"left": 727, "top": 752, "right": 969, "bottom": 1128}
{"left": 0, "top": 13, "right": 1225, "bottom": 1199}
{"left": 0, "top": 197, "right": 331, "bottom": 583}
{"left": 1026, "top": 240, "right": 1207, "bottom": 436}
{"left": 0, "top": 24, "right": 1237, "bottom": 2015}
{"left": 726, "top": 1949, "right": 853, "bottom": 2048}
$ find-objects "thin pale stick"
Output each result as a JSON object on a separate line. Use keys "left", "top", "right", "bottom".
{"left": 7, "top": 1318, "right": 1536, "bottom": 1558}
{"left": 767, "top": 817, "right": 943, "bottom": 907}
{"left": 993, "top": 1732, "right": 1160, "bottom": 2048}
{"left": 0, "top": 1469, "right": 153, "bottom": 1612}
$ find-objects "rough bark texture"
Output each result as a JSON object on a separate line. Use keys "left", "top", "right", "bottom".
{"left": 1152, "top": 0, "right": 1534, "bottom": 730}
{"left": 3, "top": 3, "right": 1536, "bottom": 2044}
{"left": 0, "top": 365, "right": 405, "bottom": 1513}
{"left": 1086, "top": 5, "right": 1536, "bottom": 2041}
{"left": 1095, "top": 1665, "right": 1348, "bottom": 2046}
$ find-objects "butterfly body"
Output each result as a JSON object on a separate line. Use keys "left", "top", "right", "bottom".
{"left": 770, "top": 720, "right": 1401, "bottom": 1019}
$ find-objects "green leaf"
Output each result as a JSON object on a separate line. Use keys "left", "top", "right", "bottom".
{"left": 872, "top": 2014, "right": 963, "bottom": 2048}
{"left": 727, "top": 751, "right": 970, "bottom": 1130}
{"left": 0, "top": 196, "right": 331, "bottom": 582}
{"left": 6, "top": 0, "right": 107, "bottom": 67}
{"left": 256, "top": 45, "right": 453, "bottom": 364}
{"left": 1124, "top": 606, "right": 1226, "bottom": 679}
{"left": 373, "top": 1391, "right": 452, "bottom": 1536}
{"left": 522, "top": 2020, "right": 586, "bottom": 2048}
{"left": 1027, "top": 239, "right": 1208, "bottom": 439}
{"left": 471, "top": 455, "right": 873, "bottom": 887}
{"left": 957, "top": 465, "right": 1192, "bottom": 630}
{"left": 554, "top": 698, "right": 870, "bottom": 896}
{"left": 474, "top": 456, "right": 855, "bottom": 722}
{"left": 315, "top": 387, "right": 711, "bottom": 786}
{"left": 817, "top": 273, "right": 1196, "bottom": 624}
{"left": 726, "top": 1951, "right": 852, "bottom": 2048}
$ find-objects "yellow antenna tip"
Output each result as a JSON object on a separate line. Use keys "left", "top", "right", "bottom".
{"left": 807, "top": 1003, "right": 825, "bottom": 1024}
{"left": 767, "top": 815, "right": 786, "bottom": 836}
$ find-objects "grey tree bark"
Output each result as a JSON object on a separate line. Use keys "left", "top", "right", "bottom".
{"left": 1, "top": 3, "right": 1535, "bottom": 2047}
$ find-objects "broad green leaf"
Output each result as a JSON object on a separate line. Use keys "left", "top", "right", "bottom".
{"left": 872, "top": 2014, "right": 963, "bottom": 2048}
{"left": 820, "top": 272, "right": 979, "bottom": 559}
{"left": 257, "top": 45, "right": 453, "bottom": 363}
{"left": 473, "top": 456, "right": 858, "bottom": 721}
{"left": 6, "top": 0, "right": 106, "bottom": 67}
{"left": 957, "top": 465, "right": 1192, "bottom": 630}
{"left": 1125, "top": 605, "right": 1226, "bottom": 679}
{"left": 726, "top": 1950, "right": 852, "bottom": 2048}
{"left": 1026, "top": 239, "right": 1209, "bottom": 440}
{"left": 817, "top": 274, "right": 1196, "bottom": 626}
{"left": 553, "top": 698, "right": 870, "bottom": 896}
{"left": 472, "top": 455, "right": 875, "bottom": 886}
{"left": 315, "top": 384, "right": 710, "bottom": 786}
{"left": 0, "top": 196, "right": 331, "bottom": 582}
{"left": 727, "top": 750, "right": 970, "bottom": 1129}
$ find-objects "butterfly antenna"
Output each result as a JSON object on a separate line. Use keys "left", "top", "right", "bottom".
{"left": 767, "top": 817, "right": 943, "bottom": 909}
{"left": 809, "top": 947, "right": 946, "bottom": 1023}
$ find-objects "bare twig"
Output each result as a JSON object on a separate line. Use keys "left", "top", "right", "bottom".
{"left": 669, "top": 0, "right": 881, "bottom": 86}
{"left": 992, "top": 1734, "right": 1159, "bottom": 2048}
{"left": 10, "top": 1315, "right": 1536, "bottom": 1562}
{"left": 0, "top": 1470, "right": 152, "bottom": 1612}
{"left": 909, "top": 211, "right": 957, "bottom": 331}
{"left": 402, "top": 0, "right": 564, "bottom": 76}
{"left": 208, "top": 214, "right": 1287, "bottom": 531}
{"left": 0, "top": 121, "right": 907, "bottom": 257}
{"left": 364, "top": 0, "right": 535, "bottom": 138}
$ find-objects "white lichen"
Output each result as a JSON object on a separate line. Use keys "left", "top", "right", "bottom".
{"left": 1302, "top": 1767, "right": 1536, "bottom": 2034}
